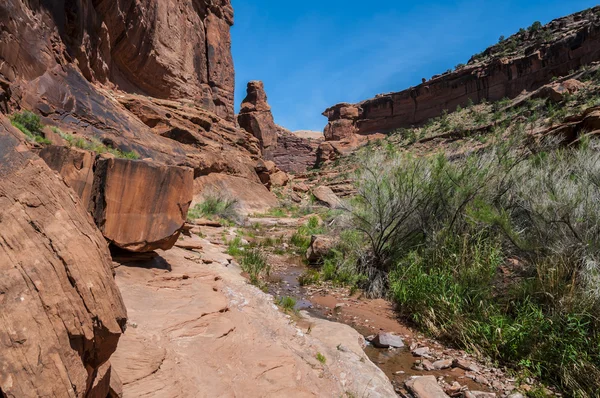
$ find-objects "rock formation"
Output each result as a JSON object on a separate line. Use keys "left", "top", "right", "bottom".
{"left": 323, "top": 7, "right": 600, "bottom": 139}
{"left": 91, "top": 158, "right": 194, "bottom": 252}
{"left": 271, "top": 132, "right": 321, "bottom": 173}
{"left": 0, "top": 116, "right": 127, "bottom": 397}
{"left": 238, "top": 81, "right": 322, "bottom": 173}
{"left": 238, "top": 81, "right": 281, "bottom": 156}
{"left": 0, "top": 0, "right": 235, "bottom": 121}
{"left": 39, "top": 146, "right": 194, "bottom": 252}
{"left": 0, "top": 0, "right": 277, "bottom": 206}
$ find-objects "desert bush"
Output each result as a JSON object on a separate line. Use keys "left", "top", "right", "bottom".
{"left": 345, "top": 140, "right": 600, "bottom": 395}
{"left": 276, "top": 296, "right": 297, "bottom": 312}
{"left": 290, "top": 216, "right": 324, "bottom": 252}
{"left": 188, "top": 194, "right": 239, "bottom": 223}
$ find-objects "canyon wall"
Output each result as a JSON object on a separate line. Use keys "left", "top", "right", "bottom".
{"left": 323, "top": 6, "right": 600, "bottom": 139}
{"left": 0, "top": 0, "right": 235, "bottom": 121}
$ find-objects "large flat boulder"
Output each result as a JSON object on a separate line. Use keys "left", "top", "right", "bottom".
{"left": 91, "top": 157, "right": 194, "bottom": 252}
{"left": 0, "top": 117, "right": 127, "bottom": 397}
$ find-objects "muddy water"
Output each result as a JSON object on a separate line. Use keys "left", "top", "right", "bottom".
{"left": 265, "top": 254, "right": 491, "bottom": 393}
{"left": 265, "top": 255, "right": 423, "bottom": 379}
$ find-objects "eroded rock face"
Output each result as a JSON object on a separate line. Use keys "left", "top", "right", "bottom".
{"left": 91, "top": 158, "right": 194, "bottom": 252}
{"left": 0, "top": 117, "right": 127, "bottom": 397}
{"left": 238, "top": 81, "right": 280, "bottom": 156}
{"left": 0, "top": 0, "right": 235, "bottom": 121}
{"left": 323, "top": 7, "right": 600, "bottom": 138}
{"left": 271, "top": 131, "right": 321, "bottom": 173}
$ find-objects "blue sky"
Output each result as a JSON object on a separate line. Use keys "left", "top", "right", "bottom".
{"left": 231, "top": 0, "right": 598, "bottom": 132}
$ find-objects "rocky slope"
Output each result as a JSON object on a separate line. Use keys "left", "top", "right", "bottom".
{"left": 323, "top": 6, "right": 600, "bottom": 140}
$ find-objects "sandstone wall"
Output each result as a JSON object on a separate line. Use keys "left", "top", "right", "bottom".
{"left": 323, "top": 7, "right": 600, "bottom": 139}
{"left": 0, "top": 0, "right": 235, "bottom": 121}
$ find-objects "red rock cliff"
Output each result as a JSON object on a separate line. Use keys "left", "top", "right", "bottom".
{"left": 0, "top": 0, "right": 235, "bottom": 121}
{"left": 323, "top": 6, "right": 600, "bottom": 139}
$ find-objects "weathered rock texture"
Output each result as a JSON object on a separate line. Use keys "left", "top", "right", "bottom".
{"left": 0, "top": 0, "right": 235, "bottom": 121}
{"left": 38, "top": 146, "right": 194, "bottom": 252}
{"left": 91, "top": 158, "right": 194, "bottom": 252}
{"left": 0, "top": 0, "right": 277, "bottom": 205}
{"left": 323, "top": 7, "right": 600, "bottom": 138}
{"left": 238, "top": 81, "right": 322, "bottom": 173}
{"left": 271, "top": 131, "right": 321, "bottom": 173}
{"left": 38, "top": 146, "right": 96, "bottom": 208}
{"left": 0, "top": 117, "right": 127, "bottom": 397}
{"left": 110, "top": 241, "right": 396, "bottom": 397}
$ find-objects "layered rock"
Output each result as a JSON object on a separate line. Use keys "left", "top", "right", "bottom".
{"left": 0, "top": 117, "right": 127, "bottom": 397}
{"left": 323, "top": 6, "right": 600, "bottom": 138}
{"left": 238, "top": 81, "right": 322, "bottom": 173}
{"left": 0, "top": 0, "right": 235, "bottom": 121}
{"left": 0, "top": 0, "right": 278, "bottom": 210}
{"left": 238, "top": 81, "right": 281, "bottom": 156}
{"left": 271, "top": 132, "right": 321, "bottom": 173}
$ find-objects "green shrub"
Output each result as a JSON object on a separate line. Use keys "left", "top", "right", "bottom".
{"left": 240, "top": 248, "right": 270, "bottom": 286}
{"left": 316, "top": 352, "right": 326, "bottom": 365}
{"left": 290, "top": 216, "right": 325, "bottom": 252}
{"left": 346, "top": 141, "right": 600, "bottom": 396}
{"left": 276, "top": 296, "right": 297, "bottom": 312}
{"left": 188, "top": 194, "right": 239, "bottom": 223}
{"left": 11, "top": 111, "right": 43, "bottom": 135}
{"left": 226, "top": 236, "right": 245, "bottom": 257}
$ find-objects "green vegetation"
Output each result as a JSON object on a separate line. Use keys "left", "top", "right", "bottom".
{"left": 10, "top": 111, "right": 50, "bottom": 144}
{"left": 187, "top": 194, "right": 239, "bottom": 223}
{"left": 9, "top": 110, "right": 139, "bottom": 158}
{"left": 289, "top": 216, "right": 325, "bottom": 252}
{"left": 240, "top": 248, "right": 270, "bottom": 287}
{"left": 60, "top": 131, "right": 140, "bottom": 159}
{"left": 326, "top": 139, "right": 600, "bottom": 396}
{"left": 276, "top": 296, "right": 297, "bottom": 313}
{"left": 316, "top": 352, "right": 326, "bottom": 365}
{"left": 226, "top": 236, "right": 245, "bottom": 256}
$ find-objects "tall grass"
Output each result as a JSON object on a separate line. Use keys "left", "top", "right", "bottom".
{"left": 341, "top": 139, "right": 600, "bottom": 396}
{"left": 188, "top": 194, "right": 240, "bottom": 223}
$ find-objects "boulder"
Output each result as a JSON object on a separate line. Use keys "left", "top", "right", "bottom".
{"left": 312, "top": 185, "right": 343, "bottom": 208}
{"left": 91, "top": 157, "right": 194, "bottom": 252}
{"left": 535, "top": 79, "right": 586, "bottom": 102}
{"left": 432, "top": 359, "right": 453, "bottom": 370}
{"left": 452, "top": 358, "right": 481, "bottom": 373}
{"left": 293, "top": 182, "right": 310, "bottom": 192}
{"left": 306, "top": 235, "right": 336, "bottom": 264}
{"left": 0, "top": 117, "right": 127, "bottom": 397}
{"left": 412, "top": 346, "right": 431, "bottom": 357}
{"left": 405, "top": 376, "right": 450, "bottom": 398}
{"left": 270, "top": 171, "right": 289, "bottom": 187}
{"left": 371, "top": 333, "right": 405, "bottom": 349}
